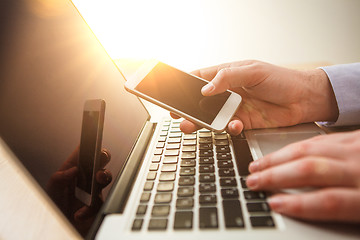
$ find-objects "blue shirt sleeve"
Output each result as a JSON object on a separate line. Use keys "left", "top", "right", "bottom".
{"left": 318, "top": 62, "right": 360, "bottom": 127}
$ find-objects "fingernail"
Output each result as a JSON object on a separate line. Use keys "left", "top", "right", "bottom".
{"left": 249, "top": 161, "right": 259, "bottom": 173}
{"left": 201, "top": 82, "right": 214, "bottom": 94}
{"left": 268, "top": 197, "right": 283, "bottom": 211}
{"left": 246, "top": 174, "right": 259, "bottom": 189}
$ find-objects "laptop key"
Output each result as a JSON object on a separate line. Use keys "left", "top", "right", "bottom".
{"left": 154, "top": 193, "right": 172, "bottom": 204}
{"left": 132, "top": 219, "right": 143, "bottom": 231}
{"left": 176, "top": 197, "right": 194, "bottom": 209}
{"left": 154, "top": 148, "right": 163, "bottom": 155}
{"left": 168, "top": 137, "right": 181, "bottom": 143}
{"left": 149, "top": 163, "right": 159, "bottom": 171}
{"left": 216, "top": 145, "right": 230, "bottom": 153}
{"left": 140, "top": 192, "right": 151, "bottom": 203}
{"left": 240, "top": 177, "right": 248, "bottom": 188}
{"left": 199, "top": 137, "right": 212, "bottom": 144}
{"left": 180, "top": 159, "right": 196, "bottom": 167}
{"left": 148, "top": 219, "right": 168, "bottom": 230}
{"left": 217, "top": 152, "right": 232, "bottom": 160}
{"left": 221, "top": 188, "right": 239, "bottom": 199}
{"left": 199, "top": 165, "right": 214, "bottom": 173}
{"left": 159, "top": 172, "right": 176, "bottom": 181}
{"left": 165, "top": 149, "right": 180, "bottom": 156}
{"left": 151, "top": 155, "right": 161, "bottom": 163}
{"left": 222, "top": 200, "right": 244, "bottom": 228}
{"left": 161, "top": 164, "right": 177, "bottom": 172}
{"left": 199, "top": 132, "right": 212, "bottom": 138}
{"left": 177, "top": 187, "right": 194, "bottom": 197}
{"left": 214, "top": 134, "right": 228, "bottom": 140}
{"left": 183, "top": 133, "right": 197, "bottom": 140}
{"left": 199, "top": 194, "right": 217, "bottom": 205}
{"left": 220, "top": 177, "right": 237, "bottom": 187}
{"left": 199, "top": 157, "right": 214, "bottom": 164}
{"left": 152, "top": 205, "right": 170, "bottom": 216}
{"left": 183, "top": 139, "right": 196, "bottom": 146}
{"left": 157, "top": 182, "right": 174, "bottom": 192}
{"left": 243, "top": 191, "right": 266, "bottom": 200}
{"left": 147, "top": 171, "right": 157, "bottom": 180}
{"left": 182, "top": 145, "right": 196, "bottom": 152}
{"left": 174, "top": 211, "right": 193, "bottom": 229}
{"left": 163, "top": 156, "right": 178, "bottom": 164}
{"left": 247, "top": 202, "right": 271, "bottom": 212}
{"left": 199, "top": 143, "right": 212, "bottom": 150}
{"left": 199, "top": 183, "right": 216, "bottom": 193}
{"left": 218, "top": 168, "right": 235, "bottom": 177}
{"left": 199, "top": 207, "right": 218, "bottom": 229}
{"left": 199, "top": 173, "right": 215, "bottom": 183}
{"left": 158, "top": 136, "right": 166, "bottom": 142}
{"left": 156, "top": 142, "right": 165, "bottom": 148}
{"left": 143, "top": 181, "right": 154, "bottom": 191}
{"left": 179, "top": 176, "right": 195, "bottom": 186}
{"left": 199, "top": 149, "right": 213, "bottom": 157}
{"left": 218, "top": 160, "right": 234, "bottom": 168}
{"left": 250, "top": 216, "right": 275, "bottom": 227}
{"left": 180, "top": 167, "right": 195, "bottom": 176}
{"left": 136, "top": 205, "right": 147, "bottom": 215}
{"left": 166, "top": 143, "right": 181, "bottom": 149}
{"left": 181, "top": 152, "right": 196, "bottom": 159}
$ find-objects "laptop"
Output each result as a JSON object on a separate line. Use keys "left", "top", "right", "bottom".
{"left": 0, "top": 0, "right": 359, "bottom": 239}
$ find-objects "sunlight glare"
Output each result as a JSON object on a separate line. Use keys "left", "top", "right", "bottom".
{"left": 73, "top": 0, "right": 217, "bottom": 70}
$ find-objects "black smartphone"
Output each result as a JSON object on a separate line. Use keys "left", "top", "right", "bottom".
{"left": 125, "top": 60, "right": 242, "bottom": 132}
{"left": 75, "top": 99, "right": 105, "bottom": 206}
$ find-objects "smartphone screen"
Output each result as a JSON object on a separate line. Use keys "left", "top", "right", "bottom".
{"left": 135, "top": 62, "right": 231, "bottom": 125}
{"left": 77, "top": 110, "right": 100, "bottom": 194}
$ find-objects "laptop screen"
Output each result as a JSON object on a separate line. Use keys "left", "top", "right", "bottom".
{"left": 0, "top": 0, "right": 149, "bottom": 235}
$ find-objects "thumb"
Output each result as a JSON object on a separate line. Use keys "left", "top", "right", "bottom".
{"left": 201, "top": 66, "right": 259, "bottom": 96}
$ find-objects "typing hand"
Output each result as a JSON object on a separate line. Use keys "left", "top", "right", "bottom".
{"left": 173, "top": 60, "right": 338, "bottom": 135}
{"left": 247, "top": 130, "right": 360, "bottom": 222}
{"left": 46, "top": 147, "right": 112, "bottom": 236}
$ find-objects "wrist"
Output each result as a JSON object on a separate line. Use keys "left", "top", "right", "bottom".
{"left": 301, "top": 69, "right": 339, "bottom": 123}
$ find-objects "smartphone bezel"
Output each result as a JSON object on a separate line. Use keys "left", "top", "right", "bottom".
{"left": 75, "top": 99, "right": 105, "bottom": 206}
{"left": 125, "top": 60, "right": 242, "bottom": 132}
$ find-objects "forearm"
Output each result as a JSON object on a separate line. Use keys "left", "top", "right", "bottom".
{"left": 300, "top": 68, "right": 339, "bottom": 123}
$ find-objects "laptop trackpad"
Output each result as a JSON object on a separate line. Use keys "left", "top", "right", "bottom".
{"left": 255, "top": 132, "right": 321, "bottom": 156}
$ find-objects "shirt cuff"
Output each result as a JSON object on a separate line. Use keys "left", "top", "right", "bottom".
{"left": 317, "top": 63, "right": 360, "bottom": 127}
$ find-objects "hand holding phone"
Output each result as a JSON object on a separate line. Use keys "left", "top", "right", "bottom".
{"left": 125, "top": 60, "right": 242, "bottom": 132}
{"left": 75, "top": 99, "right": 106, "bottom": 206}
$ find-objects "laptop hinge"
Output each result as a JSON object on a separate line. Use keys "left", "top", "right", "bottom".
{"left": 86, "top": 120, "right": 155, "bottom": 240}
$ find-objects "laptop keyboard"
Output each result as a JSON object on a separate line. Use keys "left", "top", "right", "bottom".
{"left": 131, "top": 119, "right": 276, "bottom": 231}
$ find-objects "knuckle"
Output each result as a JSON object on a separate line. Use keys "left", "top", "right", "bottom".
{"left": 297, "top": 159, "right": 315, "bottom": 178}
{"left": 321, "top": 191, "right": 342, "bottom": 212}
{"left": 260, "top": 170, "right": 274, "bottom": 186}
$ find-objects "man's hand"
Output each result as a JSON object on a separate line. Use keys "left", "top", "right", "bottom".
{"left": 176, "top": 60, "right": 338, "bottom": 135}
{"left": 47, "top": 147, "right": 112, "bottom": 236}
{"left": 247, "top": 130, "right": 360, "bottom": 222}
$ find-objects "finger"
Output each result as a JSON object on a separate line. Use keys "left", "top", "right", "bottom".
{"left": 96, "top": 169, "right": 112, "bottom": 186}
{"left": 249, "top": 140, "right": 347, "bottom": 173}
{"left": 246, "top": 157, "right": 355, "bottom": 191}
{"left": 170, "top": 112, "right": 181, "bottom": 119}
{"left": 191, "top": 60, "right": 257, "bottom": 80}
{"left": 268, "top": 188, "right": 360, "bottom": 222}
{"left": 99, "top": 149, "right": 111, "bottom": 169}
{"left": 58, "top": 146, "right": 80, "bottom": 171}
{"left": 51, "top": 167, "right": 79, "bottom": 183}
{"left": 201, "top": 64, "right": 263, "bottom": 96}
{"left": 226, "top": 119, "right": 244, "bottom": 136}
{"left": 179, "top": 119, "right": 201, "bottom": 133}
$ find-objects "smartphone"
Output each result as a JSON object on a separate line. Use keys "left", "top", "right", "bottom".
{"left": 125, "top": 60, "right": 242, "bottom": 132}
{"left": 75, "top": 99, "right": 105, "bottom": 206}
